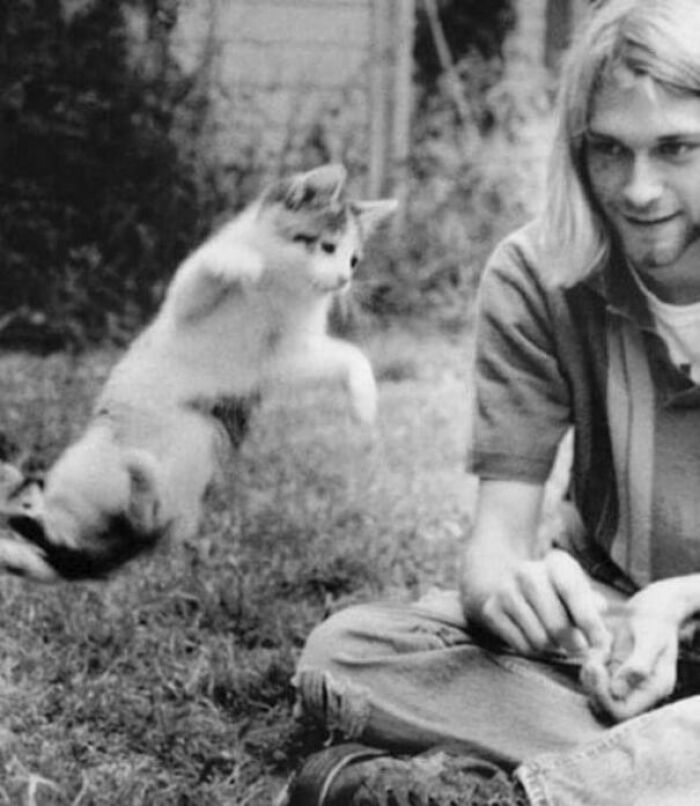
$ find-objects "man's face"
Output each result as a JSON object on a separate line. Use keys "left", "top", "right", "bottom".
{"left": 586, "top": 69, "right": 700, "bottom": 302}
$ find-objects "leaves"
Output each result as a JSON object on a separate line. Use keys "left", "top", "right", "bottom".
{"left": 0, "top": 0, "right": 220, "bottom": 347}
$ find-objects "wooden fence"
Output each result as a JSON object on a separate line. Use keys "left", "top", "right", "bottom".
{"left": 173, "top": 0, "right": 415, "bottom": 200}
{"left": 171, "top": 0, "right": 591, "bottom": 212}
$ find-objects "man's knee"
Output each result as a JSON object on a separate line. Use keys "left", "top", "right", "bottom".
{"left": 293, "top": 603, "right": 384, "bottom": 737}
{"left": 298, "top": 603, "right": 383, "bottom": 672}
{"left": 298, "top": 596, "right": 468, "bottom": 675}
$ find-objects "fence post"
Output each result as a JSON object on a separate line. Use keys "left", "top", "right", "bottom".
{"left": 368, "top": 0, "right": 392, "bottom": 199}
{"left": 368, "top": 0, "right": 414, "bottom": 209}
{"left": 390, "top": 0, "right": 414, "bottom": 231}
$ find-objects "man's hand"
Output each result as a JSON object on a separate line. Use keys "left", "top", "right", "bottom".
{"left": 479, "top": 549, "right": 612, "bottom": 656}
{"left": 581, "top": 583, "right": 684, "bottom": 722}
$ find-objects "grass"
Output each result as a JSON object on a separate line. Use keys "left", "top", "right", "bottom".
{"left": 0, "top": 322, "right": 476, "bottom": 805}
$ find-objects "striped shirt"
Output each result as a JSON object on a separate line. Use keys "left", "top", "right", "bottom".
{"left": 466, "top": 220, "right": 700, "bottom": 593}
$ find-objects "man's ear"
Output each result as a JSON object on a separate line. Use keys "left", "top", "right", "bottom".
{"left": 352, "top": 199, "right": 399, "bottom": 238}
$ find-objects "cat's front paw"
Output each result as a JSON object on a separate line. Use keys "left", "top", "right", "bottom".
{"left": 204, "top": 243, "right": 264, "bottom": 287}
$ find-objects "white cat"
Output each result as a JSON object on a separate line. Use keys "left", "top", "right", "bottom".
{"left": 0, "top": 164, "right": 396, "bottom": 581}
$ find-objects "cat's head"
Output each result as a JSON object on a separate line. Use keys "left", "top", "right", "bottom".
{"left": 255, "top": 164, "right": 397, "bottom": 294}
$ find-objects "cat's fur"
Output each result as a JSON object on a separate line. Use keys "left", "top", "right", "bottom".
{"left": 0, "top": 164, "right": 396, "bottom": 581}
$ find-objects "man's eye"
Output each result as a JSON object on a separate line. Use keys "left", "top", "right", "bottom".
{"left": 587, "top": 137, "right": 625, "bottom": 158}
{"left": 320, "top": 242, "right": 336, "bottom": 254}
{"left": 657, "top": 141, "right": 697, "bottom": 160}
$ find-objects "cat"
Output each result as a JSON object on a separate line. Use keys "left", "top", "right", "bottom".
{"left": 0, "top": 163, "right": 397, "bottom": 581}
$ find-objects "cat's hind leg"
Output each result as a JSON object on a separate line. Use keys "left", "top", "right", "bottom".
{"left": 0, "top": 466, "right": 56, "bottom": 580}
{"left": 339, "top": 342, "right": 377, "bottom": 424}
{"left": 0, "top": 533, "right": 58, "bottom": 581}
{"left": 1, "top": 430, "right": 165, "bottom": 580}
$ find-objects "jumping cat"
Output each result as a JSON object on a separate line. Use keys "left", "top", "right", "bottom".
{"left": 0, "top": 163, "right": 396, "bottom": 581}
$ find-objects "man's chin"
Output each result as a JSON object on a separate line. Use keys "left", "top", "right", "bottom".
{"left": 628, "top": 254, "right": 679, "bottom": 273}
{"left": 619, "top": 236, "right": 686, "bottom": 274}
{"left": 616, "top": 220, "right": 690, "bottom": 268}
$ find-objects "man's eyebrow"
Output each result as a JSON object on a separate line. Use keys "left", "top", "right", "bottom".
{"left": 585, "top": 129, "right": 700, "bottom": 142}
{"left": 656, "top": 132, "right": 700, "bottom": 142}
{"left": 584, "top": 129, "right": 619, "bottom": 140}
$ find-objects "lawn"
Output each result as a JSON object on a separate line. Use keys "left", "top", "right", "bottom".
{"left": 0, "top": 322, "right": 477, "bottom": 804}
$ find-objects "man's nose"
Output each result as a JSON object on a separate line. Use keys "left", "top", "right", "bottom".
{"left": 622, "top": 154, "right": 663, "bottom": 210}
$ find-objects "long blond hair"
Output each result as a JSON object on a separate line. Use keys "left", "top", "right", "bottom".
{"left": 543, "top": 0, "right": 700, "bottom": 284}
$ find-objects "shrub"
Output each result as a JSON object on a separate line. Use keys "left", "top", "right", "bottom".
{"left": 364, "top": 49, "right": 554, "bottom": 327}
{"left": 413, "top": 0, "right": 516, "bottom": 91}
{"left": 0, "top": 0, "right": 545, "bottom": 342}
{"left": 0, "top": 0, "right": 224, "bottom": 347}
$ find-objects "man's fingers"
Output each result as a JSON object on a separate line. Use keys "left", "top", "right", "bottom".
{"left": 580, "top": 651, "right": 608, "bottom": 695}
{"left": 556, "top": 626, "right": 590, "bottom": 656}
{"left": 609, "top": 626, "right": 677, "bottom": 701}
{"left": 602, "top": 671, "right": 675, "bottom": 722}
{"left": 488, "top": 552, "right": 613, "bottom": 656}
{"left": 582, "top": 611, "right": 679, "bottom": 722}
{"left": 547, "top": 551, "right": 612, "bottom": 653}
{"left": 482, "top": 597, "right": 546, "bottom": 654}
{"left": 515, "top": 563, "right": 582, "bottom": 650}
{"left": 501, "top": 580, "right": 559, "bottom": 651}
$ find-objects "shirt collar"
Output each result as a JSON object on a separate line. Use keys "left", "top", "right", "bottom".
{"left": 585, "top": 250, "right": 700, "bottom": 401}
{"left": 584, "top": 249, "right": 655, "bottom": 330}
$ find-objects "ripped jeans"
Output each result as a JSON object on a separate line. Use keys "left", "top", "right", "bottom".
{"left": 293, "top": 588, "right": 700, "bottom": 806}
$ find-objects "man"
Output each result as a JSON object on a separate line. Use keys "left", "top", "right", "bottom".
{"left": 279, "top": 0, "right": 700, "bottom": 803}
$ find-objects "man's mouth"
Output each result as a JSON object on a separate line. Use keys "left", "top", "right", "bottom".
{"left": 621, "top": 212, "right": 679, "bottom": 227}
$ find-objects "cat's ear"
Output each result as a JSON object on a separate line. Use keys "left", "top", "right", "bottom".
{"left": 352, "top": 199, "right": 398, "bottom": 238}
{"left": 297, "top": 163, "right": 347, "bottom": 202}
{"left": 266, "top": 164, "right": 348, "bottom": 210}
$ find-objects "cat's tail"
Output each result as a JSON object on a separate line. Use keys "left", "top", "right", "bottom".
{"left": 0, "top": 448, "right": 166, "bottom": 581}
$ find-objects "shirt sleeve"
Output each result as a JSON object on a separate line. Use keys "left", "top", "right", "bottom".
{"left": 465, "top": 233, "right": 572, "bottom": 483}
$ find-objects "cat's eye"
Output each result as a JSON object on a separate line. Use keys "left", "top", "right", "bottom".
{"left": 320, "top": 242, "right": 336, "bottom": 254}
{"left": 350, "top": 255, "right": 359, "bottom": 269}
{"left": 293, "top": 234, "right": 317, "bottom": 247}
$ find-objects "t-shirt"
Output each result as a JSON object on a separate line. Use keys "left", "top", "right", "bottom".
{"left": 465, "top": 219, "right": 700, "bottom": 592}
{"left": 632, "top": 270, "right": 700, "bottom": 384}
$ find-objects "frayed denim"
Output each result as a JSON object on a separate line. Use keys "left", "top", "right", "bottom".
{"left": 293, "top": 588, "right": 700, "bottom": 805}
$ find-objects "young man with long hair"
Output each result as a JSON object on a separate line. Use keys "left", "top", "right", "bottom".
{"left": 280, "top": 1, "right": 700, "bottom": 803}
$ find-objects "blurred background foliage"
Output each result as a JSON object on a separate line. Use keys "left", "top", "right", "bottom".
{"left": 0, "top": 0, "right": 545, "bottom": 350}
{"left": 0, "top": 0, "right": 224, "bottom": 349}
{"left": 413, "top": 0, "right": 515, "bottom": 90}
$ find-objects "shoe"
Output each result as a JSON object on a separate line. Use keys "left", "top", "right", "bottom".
{"left": 277, "top": 742, "right": 529, "bottom": 806}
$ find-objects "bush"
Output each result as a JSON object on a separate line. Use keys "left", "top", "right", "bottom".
{"left": 413, "top": 0, "right": 516, "bottom": 91}
{"left": 365, "top": 50, "right": 554, "bottom": 327}
{"left": 0, "top": 0, "right": 543, "bottom": 343}
{"left": 0, "top": 0, "right": 224, "bottom": 348}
